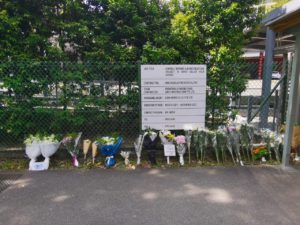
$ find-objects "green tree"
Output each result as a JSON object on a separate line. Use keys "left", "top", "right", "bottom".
{"left": 164, "top": 0, "right": 260, "bottom": 126}
{"left": 0, "top": 0, "right": 262, "bottom": 139}
{"left": 0, "top": 0, "right": 55, "bottom": 60}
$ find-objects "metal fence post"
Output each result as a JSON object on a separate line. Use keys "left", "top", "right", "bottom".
{"left": 260, "top": 28, "right": 276, "bottom": 128}
{"left": 138, "top": 61, "right": 142, "bottom": 133}
{"left": 247, "top": 96, "right": 253, "bottom": 123}
{"left": 282, "top": 32, "right": 300, "bottom": 167}
{"left": 272, "top": 90, "right": 279, "bottom": 131}
{"left": 278, "top": 54, "right": 288, "bottom": 131}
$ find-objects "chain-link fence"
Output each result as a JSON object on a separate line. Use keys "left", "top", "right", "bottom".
{"left": 245, "top": 60, "right": 290, "bottom": 131}
{"left": 0, "top": 62, "right": 140, "bottom": 150}
{"left": 0, "top": 61, "right": 289, "bottom": 151}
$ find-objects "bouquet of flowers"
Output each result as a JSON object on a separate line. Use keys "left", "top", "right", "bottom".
{"left": 185, "top": 130, "right": 193, "bottom": 164}
{"left": 96, "top": 135, "right": 123, "bottom": 168}
{"left": 143, "top": 128, "right": 159, "bottom": 165}
{"left": 159, "top": 130, "right": 175, "bottom": 144}
{"left": 213, "top": 129, "right": 228, "bottom": 164}
{"left": 62, "top": 132, "right": 82, "bottom": 167}
{"left": 134, "top": 133, "right": 146, "bottom": 165}
{"left": 174, "top": 135, "right": 186, "bottom": 165}
{"left": 260, "top": 130, "right": 282, "bottom": 162}
{"left": 92, "top": 141, "right": 98, "bottom": 164}
{"left": 25, "top": 133, "right": 61, "bottom": 170}
{"left": 261, "top": 129, "right": 275, "bottom": 161}
{"left": 193, "top": 128, "right": 208, "bottom": 162}
{"left": 225, "top": 125, "right": 243, "bottom": 166}
{"left": 83, "top": 139, "right": 92, "bottom": 161}
{"left": 274, "top": 134, "right": 283, "bottom": 162}
{"left": 239, "top": 124, "right": 252, "bottom": 161}
{"left": 120, "top": 151, "right": 130, "bottom": 166}
{"left": 159, "top": 130, "right": 175, "bottom": 164}
{"left": 25, "top": 134, "right": 43, "bottom": 170}
{"left": 252, "top": 144, "right": 268, "bottom": 162}
{"left": 40, "top": 134, "right": 60, "bottom": 170}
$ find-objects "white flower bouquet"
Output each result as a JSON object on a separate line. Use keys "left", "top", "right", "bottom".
{"left": 174, "top": 135, "right": 186, "bottom": 166}
{"left": 24, "top": 133, "right": 61, "bottom": 170}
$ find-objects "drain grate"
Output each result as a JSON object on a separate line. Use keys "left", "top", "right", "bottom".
{"left": 0, "top": 174, "right": 23, "bottom": 193}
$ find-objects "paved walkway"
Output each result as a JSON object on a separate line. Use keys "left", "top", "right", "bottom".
{"left": 0, "top": 166, "right": 300, "bottom": 225}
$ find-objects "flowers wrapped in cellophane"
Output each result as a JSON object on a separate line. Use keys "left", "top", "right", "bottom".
{"left": 134, "top": 134, "right": 145, "bottom": 165}
{"left": 252, "top": 144, "right": 268, "bottom": 162}
{"left": 24, "top": 133, "right": 61, "bottom": 170}
{"left": 96, "top": 135, "right": 123, "bottom": 168}
{"left": 143, "top": 128, "right": 159, "bottom": 165}
{"left": 274, "top": 134, "right": 283, "bottom": 162}
{"left": 193, "top": 128, "right": 208, "bottom": 163}
{"left": 120, "top": 151, "right": 130, "bottom": 166}
{"left": 185, "top": 130, "right": 192, "bottom": 164}
{"left": 159, "top": 130, "right": 175, "bottom": 164}
{"left": 213, "top": 128, "right": 228, "bottom": 164}
{"left": 226, "top": 125, "right": 243, "bottom": 166}
{"left": 174, "top": 135, "right": 186, "bottom": 166}
{"left": 260, "top": 129, "right": 283, "bottom": 162}
{"left": 239, "top": 124, "right": 255, "bottom": 162}
{"left": 260, "top": 129, "right": 275, "bottom": 161}
{"left": 159, "top": 130, "right": 175, "bottom": 144}
{"left": 83, "top": 139, "right": 91, "bottom": 161}
{"left": 62, "top": 132, "right": 82, "bottom": 167}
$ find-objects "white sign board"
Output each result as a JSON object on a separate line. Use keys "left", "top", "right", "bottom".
{"left": 141, "top": 65, "right": 206, "bottom": 130}
{"left": 164, "top": 144, "right": 176, "bottom": 157}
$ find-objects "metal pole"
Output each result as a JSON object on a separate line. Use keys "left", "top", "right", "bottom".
{"left": 278, "top": 53, "right": 288, "bottom": 131}
{"left": 282, "top": 32, "right": 300, "bottom": 167}
{"left": 247, "top": 96, "right": 253, "bottom": 123}
{"left": 260, "top": 28, "right": 276, "bottom": 128}
{"left": 272, "top": 90, "right": 279, "bottom": 131}
{"left": 138, "top": 61, "right": 142, "bottom": 132}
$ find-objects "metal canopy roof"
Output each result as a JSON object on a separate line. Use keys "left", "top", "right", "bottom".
{"left": 264, "top": 0, "right": 300, "bottom": 32}
{"left": 245, "top": 1, "right": 300, "bottom": 53}
{"left": 245, "top": 26, "right": 295, "bottom": 53}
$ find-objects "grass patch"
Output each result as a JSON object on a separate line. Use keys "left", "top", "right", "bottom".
{"left": 0, "top": 156, "right": 282, "bottom": 171}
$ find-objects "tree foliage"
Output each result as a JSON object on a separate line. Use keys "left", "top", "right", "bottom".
{"left": 0, "top": 0, "right": 261, "bottom": 138}
{"left": 0, "top": 0, "right": 260, "bottom": 63}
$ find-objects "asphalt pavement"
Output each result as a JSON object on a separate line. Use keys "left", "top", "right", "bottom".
{"left": 0, "top": 166, "right": 300, "bottom": 225}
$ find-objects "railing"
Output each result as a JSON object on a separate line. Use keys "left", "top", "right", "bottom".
{"left": 248, "top": 73, "right": 287, "bottom": 124}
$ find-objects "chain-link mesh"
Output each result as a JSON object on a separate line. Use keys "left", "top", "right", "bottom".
{"left": 0, "top": 60, "right": 290, "bottom": 151}
{"left": 0, "top": 62, "right": 140, "bottom": 149}
{"left": 245, "top": 61, "right": 290, "bottom": 131}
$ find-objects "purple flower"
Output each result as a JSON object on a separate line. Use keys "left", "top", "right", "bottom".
{"left": 175, "top": 135, "right": 186, "bottom": 144}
